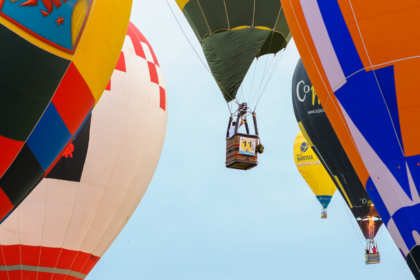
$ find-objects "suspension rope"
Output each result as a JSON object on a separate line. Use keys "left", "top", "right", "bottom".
{"left": 410, "top": 252, "right": 420, "bottom": 276}
{"left": 250, "top": 51, "right": 282, "bottom": 109}
{"left": 165, "top": 0, "right": 210, "bottom": 73}
{"left": 254, "top": 49, "right": 285, "bottom": 111}
{"left": 378, "top": 224, "right": 384, "bottom": 246}
{"left": 165, "top": 0, "right": 238, "bottom": 110}
{"left": 249, "top": 54, "right": 270, "bottom": 107}
{"left": 343, "top": 199, "right": 365, "bottom": 250}
{"left": 328, "top": 193, "right": 338, "bottom": 210}
{"left": 250, "top": 32, "right": 278, "bottom": 107}
{"left": 247, "top": 58, "right": 258, "bottom": 102}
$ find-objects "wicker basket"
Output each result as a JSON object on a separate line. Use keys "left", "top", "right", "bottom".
{"left": 226, "top": 133, "right": 259, "bottom": 170}
{"left": 366, "top": 252, "right": 380, "bottom": 264}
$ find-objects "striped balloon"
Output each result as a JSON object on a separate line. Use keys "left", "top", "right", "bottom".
{"left": 282, "top": 0, "right": 420, "bottom": 276}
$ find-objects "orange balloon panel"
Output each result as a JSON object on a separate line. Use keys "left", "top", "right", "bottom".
{"left": 0, "top": 23, "right": 168, "bottom": 280}
{"left": 282, "top": 0, "right": 420, "bottom": 276}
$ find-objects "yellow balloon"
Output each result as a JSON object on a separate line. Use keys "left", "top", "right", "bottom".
{"left": 293, "top": 131, "right": 337, "bottom": 214}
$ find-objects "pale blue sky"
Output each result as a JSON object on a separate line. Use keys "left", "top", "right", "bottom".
{"left": 88, "top": 1, "right": 414, "bottom": 279}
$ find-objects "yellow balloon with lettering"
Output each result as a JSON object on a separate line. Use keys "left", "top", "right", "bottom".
{"left": 293, "top": 131, "right": 336, "bottom": 213}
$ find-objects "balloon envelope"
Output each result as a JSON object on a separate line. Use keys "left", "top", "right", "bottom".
{"left": 0, "top": 0, "right": 132, "bottom": 222}
{"left": 175, "top": 0, "right": 291, "bottom": 102}
{"left": 292, "top": 58, "right": 382, "bottom": 239}
{"left": 282, "top": 0, "right": 420, "bottom": 276}
{"left": 0, "top": 23, "right": 167, "bottom": 280}
{"left": 293, "top": 131, "right": 336, "bottom": 209}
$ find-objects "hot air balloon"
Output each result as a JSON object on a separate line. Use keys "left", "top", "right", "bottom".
{"left": 0, "top": 22, "right": 168, "bottom": 280}
{"left": 282, "top": 0, "right": 420, "bottom": 276}
{"left": 175, "top": 0, "right": 291, "bottom": 170}
{"left": 293, "top": 131, "right": 337, "bottom": 218}
{"left": 0, "top": 0, "right": 132, "bottom": 222}
{"left": 292, "top": 59, "right": 383, "bottom": 262}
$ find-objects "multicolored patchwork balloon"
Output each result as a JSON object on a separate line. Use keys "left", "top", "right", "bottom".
{"left": 282, "top": 0, "right": 420, "bottom": 276}
{"left": 0, "top": 22, "right": 167, "bottom": 280}
{"left": 0, "top": 0, "right": 132, "bottom": 221}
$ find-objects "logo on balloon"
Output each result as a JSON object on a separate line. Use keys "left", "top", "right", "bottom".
{"left": 63, "top": 143, "right": 74, "bottom": 158}
{"left": 296, "top": 80, "right": 320, "bottom": 106}
{"left": 301, "top": 142, "right": 308, "bottom": 153}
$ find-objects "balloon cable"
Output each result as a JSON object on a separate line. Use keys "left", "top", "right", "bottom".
{"left": 328, "top": 193, "right": 338, "bottom": 210}
{"left": 342, "top": 198, "right": 365, "bottom": 250}
{"left": 247, "top": 58, "right": 258, "bottom": 102}
{"left": 251, "top": 32, "right": 285, "bottom": 110}
{"left": 249, "top": 55, "right": 270, "bottom": 107}
{"left": 254, "top": 49, "right": 285, "bottom": 111}
{"left": 164, "top": 0, "right": 238, "bottom": 111}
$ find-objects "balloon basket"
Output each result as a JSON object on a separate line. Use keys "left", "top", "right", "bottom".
{"left": 226, "top": 133, "right": 259, "bottom": 171}
{"left": 321, "top": 209, "right": 327, "bottom": 219}
{"left": 365, "top": 252, "right": 380, "bottom": 264}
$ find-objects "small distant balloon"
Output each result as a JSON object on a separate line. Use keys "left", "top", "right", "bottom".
{"left": 293, "top": 131, "right": 337, "bottom": 218}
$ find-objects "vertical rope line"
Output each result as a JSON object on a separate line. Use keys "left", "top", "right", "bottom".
{"left": 252, "top": 0, "right": 255, "bottom": 27}
{"left": 348, "top": 2, "right": 413, "bottom": 261}
{"left": 254, "top": 49, "right": 284, "bottom": 111}
{"left": 410, "top": 253, "right": 420, "bottom": 276}
{"left": 50, "top": 176, "right": 82, "bottom": 279}
{"left": 0, "top": 241, "right": 10, "bottom": 280}
{"left": 347, "top": 0, "right": 404, "bottom": 157}
{"left": 34, "top": 181, "right": 50, "bottom": 280}
{"left": 249, "top": 55, "right": 270, "bottom": 107}
{"left": 17, "top": 207, "right": 22, "bottom": 280}
{"left": 196, "top": 0, "right": 212, "bottom": 34}
{"left": 255, "top": 33, "right": 284, "bottom": 101}
{"left": 184, "top": 10, "right": 201, "bottom": 40}
{"left": 273, "top": 6, "right": 282, "bottom": 30}
{"left": 165, "top": 0, "right": 238, "bottom": 107}
{"left": 343, "top": 199, "right": 365, "bottom": 250}
{"left": 287, "top": 0, "right": 360, "bottom": 157}
{"left": 328, "top": 194, "right": 338, "bottom": 210}
{"left": 250, "top": 48, "right": 280, "bottom": 109}
{"left": 378, "top": 224, "right": 384, "bottom": 246}
{"left": 248, "top": 59, "right": 258, "bottom": 101}
{"left": 223, "top": 0, "right": 230, "bottom": 30}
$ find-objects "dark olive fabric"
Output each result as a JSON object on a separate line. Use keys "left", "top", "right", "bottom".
{"left": 258, "top": 32, "right": 287, "bottom": 57}
{"left": 225, "top": 0, "right": 254, "bottom": 28}
{"left": 292, "top": 58, "right": 380, "bottom": 221}
{"left": 198, "top": 0, "right": 229, "bottom": 33}
{"left": 254, "top": 0, "right": 280, "bottom": 28}
{"left": 274, "top": 10, "right": 289, "bottom": 34}
{"left": 202, "top": 28, "right": 271, "bottom": 102}
{"left": 181, "top": 0, "right": 291, "bottom": 102}
{"left": 183, "top": 1, "right": 210, "bottom": 41}
{"left": 183, "top": 0, "right": 284, "bottom": 40}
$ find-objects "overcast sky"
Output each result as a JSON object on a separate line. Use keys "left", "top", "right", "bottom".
{"left": 87, "top": 1, "right": 414, "bottom": 279}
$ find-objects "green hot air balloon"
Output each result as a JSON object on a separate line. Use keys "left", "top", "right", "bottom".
{"left": 176, "top": 0, "right": 291, "bottom": 171}
{"left": 175, "top": 0, "right": 291, "bottom": 102}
